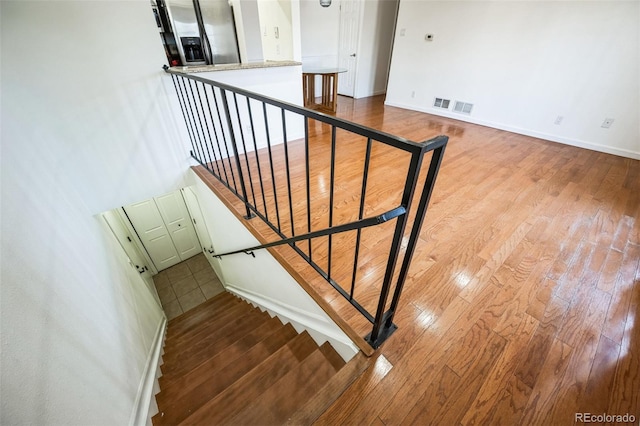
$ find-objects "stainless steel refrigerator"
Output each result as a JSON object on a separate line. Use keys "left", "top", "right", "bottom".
{"left": 164, "top": 0, "right": 240, "bottom": 66}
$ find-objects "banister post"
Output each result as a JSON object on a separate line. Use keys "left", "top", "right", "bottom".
{"left": 385, "top": 140, "right": 448, "bottom": 329}
{"left": 366, "top": 149, "right": 424, "bottom": 348}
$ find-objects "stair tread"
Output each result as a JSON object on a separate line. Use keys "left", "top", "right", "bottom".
{"left": 166, "top": 296, "right": 245, "bottom": 341}
{"left": 286, "top": 352, "right": 370, "bottom": 425}
{"left": 154, "top": 322, "right": 298, "bottom": 426}
{"left": 163, "top": 305, "right": 267, "bottom": 359}
{"left": 165, "top": 305, "right": 260, "bottom": 346}
{"left": 319, "top": 341, "right": 347, "bottom": 372}
{"left": 175, "top": 331, "right": 318, "bottom": 425}
{"left": 225, "top": 347, "right": 339, "bottom": 426}
{"left": 157, "top": 316, "right": 289, "bottom": 400}
{"left": 160, "top": 309, "right": 273, "bottom": 379}
{"left": 168, "top": 291, "right": 234, "bottom": 328}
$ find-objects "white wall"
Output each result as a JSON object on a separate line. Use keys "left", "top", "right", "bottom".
{"left": 386, "top": 0, "right": 640, "bottom": 159}
{"left": 1, "top": 1, "right": 192, "bottom": 424}
{"left": 232, "top": 0, "right": 266, "bottom": 63}
{"left": 300, "top": 0, "right": 398, "bottom": 99}
{"left": 300, "top": 0, "right": 341, "bottom": 68}
{"left": 257, "top": 0, "right": 296, "bottom": 60}
{"left": 193, "top": 66, "right": 305, "bottom": 152}
{"left": 354, "top": 0, "right": 398, "bottom": 98}
{"left": 188, "top": 171, "right": 359, "bottom": 361}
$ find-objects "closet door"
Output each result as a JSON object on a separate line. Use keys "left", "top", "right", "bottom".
{"left": 123, "top": 190, "right": 202, "bottom": 272}
{"left": 155, "top": 191, "right": 201, "bottom": 261}
{"left": 123, "top": 199, "right": 182, "bottom": 271}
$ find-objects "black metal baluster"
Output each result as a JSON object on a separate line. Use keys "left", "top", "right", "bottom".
{"left": 328, "top": 125, "right": 336, "bottom": 281}
{"left": 186, "top": 79, "right": 209, "bottom": 169}
{"left": 281, "top": 109, "right": 296, "bottom": 241}
{"left": 234, "top": 93, "right": 257, "bottom": 210}
{"left": 221, "top": 90, "right": 252, "bottom": 218}
{"left": 205, "top": 85, "right": 230, "bottom": 185}
{"left": 201, "top": 83, "right": 224, "bottom": 179}
{"left": 177, "top": 76, "right": 203, "bottom": 162}
{"left": 304, "top": 117, "right": 312, "bottom": 259}
{"left": 169, "top": 74, "right": 197, "bottom": 157}
{"left": 263, "top": 103, "right": 281, "bottom": 232}
{"left": 194, "top": 82, "right": 216, "bottom": 172}
{"left": 211, "top": 87, "right": 239, "bottom": 195}
{"left": 247, "top": 98, "right": 268, "bottom": 221}
{"left": 350, "top": 137, "right": 373, "bottom": 301}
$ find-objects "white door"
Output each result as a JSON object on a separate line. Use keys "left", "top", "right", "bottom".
{"left": 155, "top": 191, "right": 202, "bottom": 260}
{"left": 123, "top": 199, "right": 183, "bottom": 271}
{"left": 337, "top": 0, "right": 361, "bottom": 97}
{"left": 182, "top": 187, "right": 212, "bottom": 252}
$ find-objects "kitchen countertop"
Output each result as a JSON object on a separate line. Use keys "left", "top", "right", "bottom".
{"left": 170, "top": 60, "right": 301, "bottom": 74}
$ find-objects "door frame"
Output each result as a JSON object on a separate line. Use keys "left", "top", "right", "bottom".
{"left": 116, "top": 207, "right": 160, "bottom": 274}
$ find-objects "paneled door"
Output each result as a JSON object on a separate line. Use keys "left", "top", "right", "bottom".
{"left": 337, "top": 0, "right": 361, "bottom": 97}
{"left": 155, "top": 191, "right": 201, "bottom": 261}
{"left": 123, "top": 190, "right": 201, "bottom": 271}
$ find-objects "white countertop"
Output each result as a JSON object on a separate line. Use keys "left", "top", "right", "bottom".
{"left": 170, "top": 61, "right": 301, "bottom": 74}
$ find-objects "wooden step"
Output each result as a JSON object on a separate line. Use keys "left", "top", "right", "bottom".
{"left": 225, "top": 346, "right": 340, "bottom": 425}
{"left": 165, "top": 305, "right": 260, "bottom": 352}
{"left": 162, "top": 304, "right": 266, "bottom": 358}
{"left": 175, "top": 331, "right": 318, "bottom": 425}
{"left": 157, "top": 315, "right": 287, "bottom": 393}
{"left": 154, "top": 322, "right": 298, "bottom": 425}
{"left": 286, "top": 352, "right": 370, "bottom": 425}
{"left": 160, "top": 309, "right": 273, "bottom": 379}
{"left": 167, "top": 291, "right": 236, "bottom": 330}
{"left": 165, "top": 293, "right": 246, "bottom": 342}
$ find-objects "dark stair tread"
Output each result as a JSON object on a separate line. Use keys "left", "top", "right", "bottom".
{"left": 154, "top": 322, "right": 298, "bottom": 425}
{"left": 160, "top": 309, "right": 273, "bottom": 379}
{"left": 162, "top": 305, "right": 268, "bottom": 359}
{"left": 164, "top": 304, "right": 260, "bottom": 353}
{"left": 175, "top": 331, "right": 318, "bottom": 425}
{"left": 166, "top": 296, "right": 241, "bottom": 340}
{"left": 286, "top": 352, "right": 370, "bottom": 425}
{"left": 319, "top": 341, "right": 347, "bottom": 372}
{"left": 167, "top": 291, "right": 235, "bottom": 329}
{"left": 225, "top": 347, "right": 339, "bottom": 426}
{"left": 157, "top": 315, "right": 289, "bottom": 397}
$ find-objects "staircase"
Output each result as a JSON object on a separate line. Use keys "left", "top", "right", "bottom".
{"left": 153, "top": 291, "right": 368, "bottom": 425}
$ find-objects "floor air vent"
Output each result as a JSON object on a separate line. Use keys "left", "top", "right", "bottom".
{"left": 433, "top": 98, "right": 450, "bottom": 109}
{"left": 453, "top": 101, "right": 473, "bottom": 114}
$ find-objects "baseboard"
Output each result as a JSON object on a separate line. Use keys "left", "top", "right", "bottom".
{"left": 225, "top": 283, "right": 359, "bottom": 362}
{"left": 129, "top": 317, "right": 167, "bottom": 426}
{"left": 384, "top": 100, "right": 640, "bottom": 160}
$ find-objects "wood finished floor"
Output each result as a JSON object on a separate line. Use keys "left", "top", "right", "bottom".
{"left": 196, "top": 95, "right": 639, "bottom": 424}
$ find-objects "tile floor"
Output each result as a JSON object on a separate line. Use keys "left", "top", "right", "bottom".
{"left": 153, "top": 253, "right": 225, "bottom": 320}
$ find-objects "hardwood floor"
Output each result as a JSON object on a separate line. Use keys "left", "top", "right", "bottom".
{"left": 195, "top": 95, "right": 639, "bottom": 424}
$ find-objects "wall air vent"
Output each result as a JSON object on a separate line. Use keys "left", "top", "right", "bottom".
{"left": 453, "top": 101, "right": 473, "bottom": 114}
{"left": 433, "top": 97, "right": 450, "bottom": 109}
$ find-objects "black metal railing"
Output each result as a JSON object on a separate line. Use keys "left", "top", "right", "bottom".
{"left": 164, "top": 65, "right": 448, "bottom": 349}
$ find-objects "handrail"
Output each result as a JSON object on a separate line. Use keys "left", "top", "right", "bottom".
{"left": 163, "top": 65, "right": 448, "bottom": 350}
{"left": 212, "top": 206, "right": 406, "bottom": 259}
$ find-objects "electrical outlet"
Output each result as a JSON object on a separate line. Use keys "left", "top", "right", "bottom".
{"left": 400, "top": 28, "right": 406, "bottom": 37}
{"left": 601, "top": 118, "right": 614, "bottom": 129}
{"left": 411, "top": 91, "right": 416, "bottom": 98}
{"left": 554, "top": 116, "right": 563, "bottom": 125}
